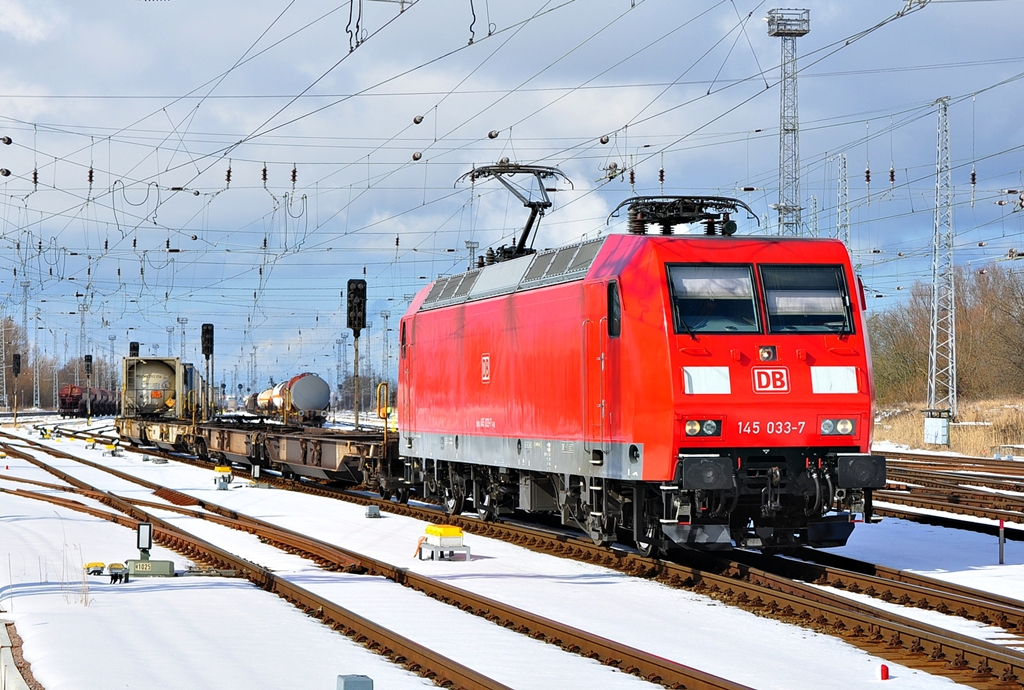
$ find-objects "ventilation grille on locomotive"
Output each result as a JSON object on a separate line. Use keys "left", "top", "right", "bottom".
{"left": 419, "top": 238, "right": 606, "bottom": 311}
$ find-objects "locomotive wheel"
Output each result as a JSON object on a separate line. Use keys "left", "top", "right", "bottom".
{"left": 396, "top": 488, "right": 410, "bottom": 505}
{"left": 477, "top": 494, "right": 498, "bottom": 522}
{"left": 423, "top": 474, "right": 438, "bottom": 499}
{"left": 635, "top": 520, "right": 663, "bottom": 558}
{"left": 442, "top": 485, "right": 465, "bottom": 516}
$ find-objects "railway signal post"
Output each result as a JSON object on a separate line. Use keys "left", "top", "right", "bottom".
{"left": 347, "top": 279, "right": 367, "bottom": 430}
{"left": 84, "top": 354, "right": 93, "bottom": 423}
{"left": 12, "top": 353, "right": 20, "bottom": 425}
{"left": 202, "top": 324, "right": 214, "bottom": 420}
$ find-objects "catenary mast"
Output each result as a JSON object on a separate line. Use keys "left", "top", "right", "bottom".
{"left": 768, "top": 9, "right": 810, "bottom": 236}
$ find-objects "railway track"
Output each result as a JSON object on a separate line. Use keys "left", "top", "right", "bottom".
{"left": 12, "top": 425, "right": 1024, "bottom": 688}
{"left": 0, "top": 432, "right": 750, "bottom": 690}
{"left": 870, "top": 450, "right": 1024, "bottom": 536}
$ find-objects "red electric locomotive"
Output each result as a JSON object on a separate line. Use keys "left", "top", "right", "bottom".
{"left": 398, "top": 188, "right": 885, "bottom": 553}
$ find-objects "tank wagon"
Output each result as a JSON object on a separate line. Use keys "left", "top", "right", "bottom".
{"left": 59, "top": 384, "right": 119, "bottom": 417}
{"left": 115, "top": 359, "right": 395, "bottom": 485}
{"left": 397, "top": 195, "right": 885, "bottom": 552}
{"left": 245, "top": 372, "right": 331, "bottom": 424}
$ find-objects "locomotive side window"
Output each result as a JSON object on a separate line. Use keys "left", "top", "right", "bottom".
{"left": 400, "top": 320, "right": 407, "bottom": 358}
{"left": 760, "top": 264, "right": 853, "bottom": 333}
{"left": 667, "top": 265, "right": 759, "bottom": 334}
{"left": 607, "top": 281, "right": 621, "bottom": 338}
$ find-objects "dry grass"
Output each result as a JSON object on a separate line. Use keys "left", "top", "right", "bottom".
{"left": 874, "top": 399, "right": 1024, "bottom": 457}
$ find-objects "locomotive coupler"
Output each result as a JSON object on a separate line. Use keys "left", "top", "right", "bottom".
{"left": 760, "top": 466, "right": 782, "bottom": 517}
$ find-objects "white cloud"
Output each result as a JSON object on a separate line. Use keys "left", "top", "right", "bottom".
{"left": 0, "top": 0, "right": 60, "bottom": 43}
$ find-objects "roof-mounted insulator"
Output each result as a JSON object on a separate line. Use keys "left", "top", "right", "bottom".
{"left": 627, "top": 206, "right": 645, "bottom": 235}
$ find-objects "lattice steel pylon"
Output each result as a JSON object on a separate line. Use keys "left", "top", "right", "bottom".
{"left": 836, "top": 153, "right": 849, "bottom": 245}
{"left": 768, "top": 9, "right": 810, "bottom": 236}
{"left": 0, "top": 306, "right": 7, "bottom": 409}
{"left": 927, "top": 96, "right": 956, "bottom": 418}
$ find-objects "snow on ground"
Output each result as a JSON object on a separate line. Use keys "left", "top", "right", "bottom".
{"left": 0, "top": 424, "right": 974, "bottom": 690}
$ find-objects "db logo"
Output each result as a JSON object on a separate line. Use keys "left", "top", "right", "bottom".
{"left": 481, "top": 353, "right": 491, "bottom": 384}
{"left": 752, "top": 367, "right": 789, "bottom": 393}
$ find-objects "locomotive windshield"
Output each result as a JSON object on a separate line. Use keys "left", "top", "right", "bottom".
{"left": 667, "top": 265, "right": 759, "bottom": 334}
{"left": 760, "top": 264, "right": 853, "bottom": 333}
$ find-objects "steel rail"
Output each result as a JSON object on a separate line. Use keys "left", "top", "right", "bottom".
{"left": 0, "top": 446, "right": 511, "bottom": 690}
{"left": 0, "top": 436, "right": 751, "bottom": 690}
{"left": 19, "top": 429, "right": 1024, "bottom": 687}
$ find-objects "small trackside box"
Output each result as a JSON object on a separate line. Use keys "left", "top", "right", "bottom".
{"left": 425, "top": 524, "right": 463, "bottom": 547}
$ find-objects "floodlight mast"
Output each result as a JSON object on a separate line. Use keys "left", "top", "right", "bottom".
{"left": 457, "top": 163, "right": 572, "bottom": 261}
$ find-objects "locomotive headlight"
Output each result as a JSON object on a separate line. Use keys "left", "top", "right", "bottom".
{"left": 820, "top": 418, "right": 856, "bottom": 435}
{"left": 685, "top": 419, "right": 722, "bottom": 437}
{"left": 758, "top": 346, "right": 777, "bottom": 362}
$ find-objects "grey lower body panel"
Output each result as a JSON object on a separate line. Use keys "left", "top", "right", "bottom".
{"left": 401, "top": 430, "right": 643, "bottom": 481}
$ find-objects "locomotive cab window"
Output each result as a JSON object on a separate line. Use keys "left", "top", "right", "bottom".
{"left": 607, "top": 281, "right": 621, "bottom": 338}
{"left": 667, "top": 265, "right": 759, "bottom": 334}
{"left": 760, "top": 264, "right": 853, "bottom": 334}
{"left": 400, "top": 320, "right": 407, "bottom": 358}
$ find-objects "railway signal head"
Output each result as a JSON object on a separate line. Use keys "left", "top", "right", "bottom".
{"left": 202, "top": 323, "right": 214, "bottom": 358}
{"left": 347, "top": 279, "right": 367, "bottom": 338}
{"left": 129, "top": 341, "right": 140, "bottom": 357}
{"left": 84, "top": 354, "right": 92, "bottom": 375}
{"left": 12, "top": 353, "right": 20, "bottom": 377}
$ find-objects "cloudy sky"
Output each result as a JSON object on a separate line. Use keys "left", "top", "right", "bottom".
{"left": 0, "top": 0, "right": 1021, "bottom": 390}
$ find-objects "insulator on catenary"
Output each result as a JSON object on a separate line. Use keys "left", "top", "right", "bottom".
{"left": 226, "top": 167, "right": 232, "bottom": 184}
{"left": 889, "top": 167, "right": 895, "bottom": 184}
{"left": 132, "top": 237, "right": 137, "bottom": 249}
{"left": 629, "top": 169, "right": 635, "bottom": 185}
{"left": 32, "top": 168, "right": 38, "bottom": 188}
{"left": 291, "top": 166, "right": 297, "bottom": 184}
{"left": 88, "top": 168, "right": 94, "bottom": 185}
{"left": 658, "top": 168, "right": 665, "bottom": 184}
{"left": 262, "top": 164, "right": 268, "bottom": 183}
{"left": 165, "top": 238, "right": 170, "bottom": 250}
{"left": 104, "top": 238, "right": 108, "bottom": 250}
{"left": 262, "top": 237, "right": 267, "bottom": 249}
{"left": 395, "top": 235, "right": 399, "bottom": 248}
{"left": 865, "top": 168, "right": 871, "bottom": 184}
{"left": 971, "top": 170, "right": 977, "bottom": 186}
